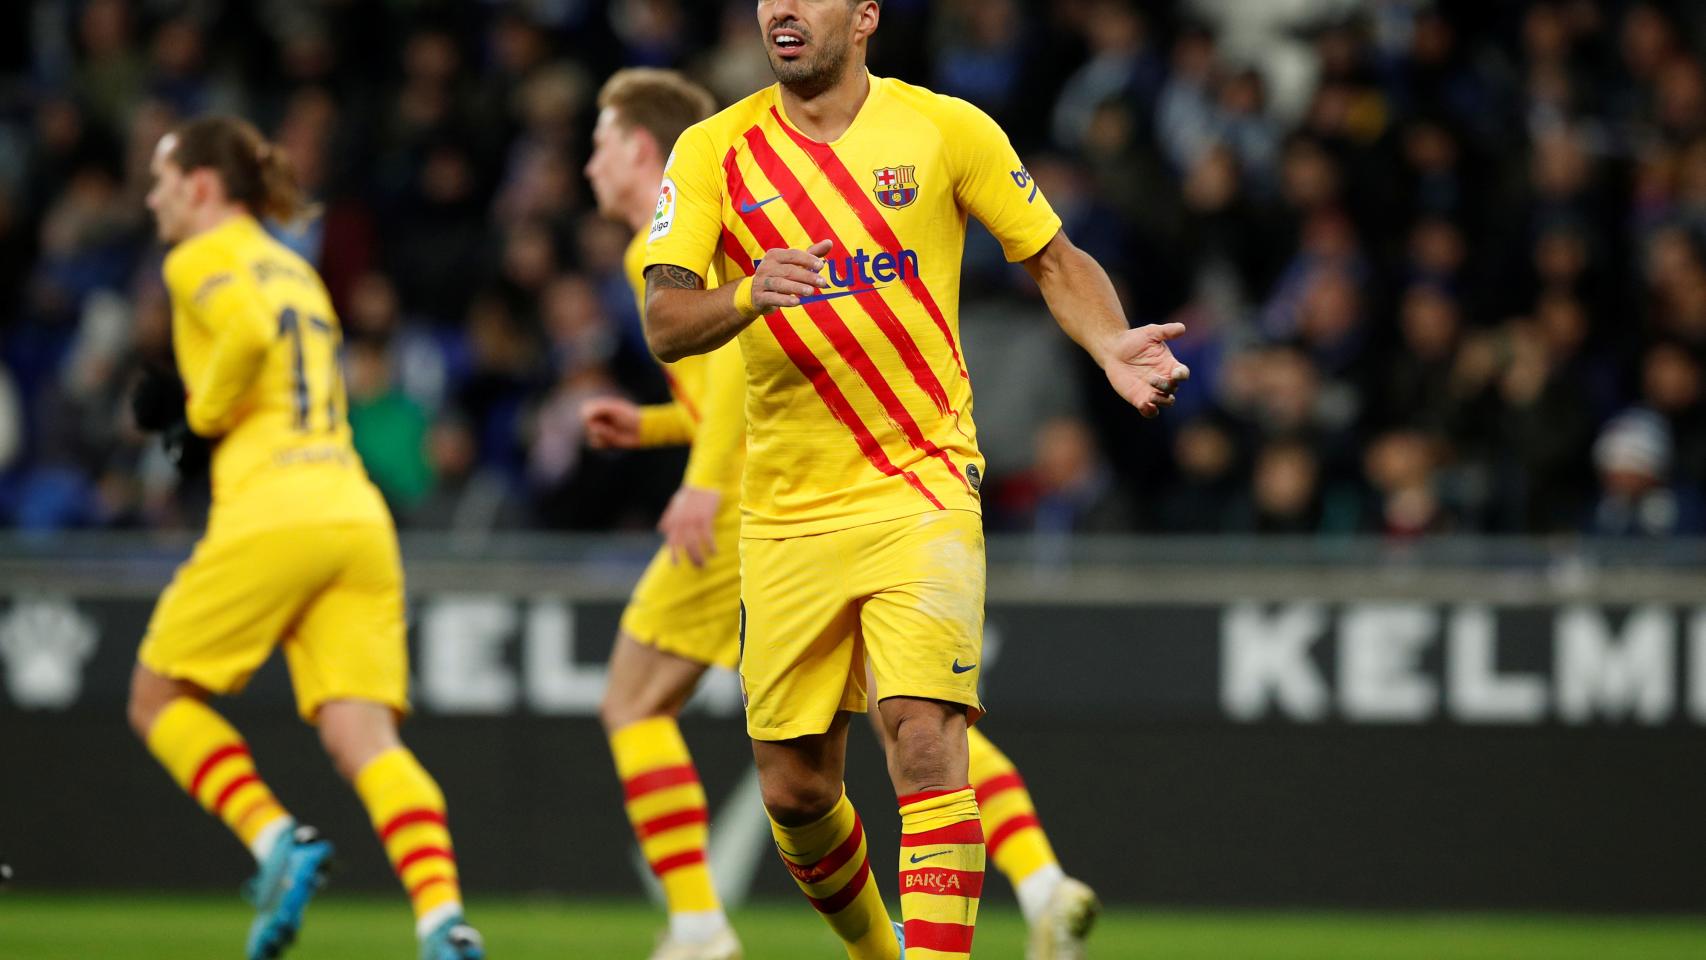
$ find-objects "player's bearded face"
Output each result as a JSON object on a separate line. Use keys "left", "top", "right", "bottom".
{"left": 761, "top": 6, "right": 855, "bottom": 96}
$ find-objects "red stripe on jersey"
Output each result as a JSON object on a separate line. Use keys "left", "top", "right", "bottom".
{"left": 622, "top": 764, "right": 700, "bottom": 803}
{"left": 743, "top": 128, "right": 954, "bottom": 417}
{"left": 380, "top": 809, "right": 448, "bottom": 842}
{"left": 721, "top": 228, "right": 753, "bottom": 274}
{"left": 807, "top": 857, "right": 873, "bottom": 914}
{"left": 189, "top": 744, "right": 250, "bottom": 800}
{"left": 395, "top": 846, "right": 456, "bottom": 876}
{"left": 973, "top": 772, "right": 1026, "bottom": 806}
{"left": 651, "top": 849, "right": 707, "bottom": 876}
{"left": 783, "top": 815, "right": 866, "bottom": 886}
{"left": 661, "top": 368, "right": 702, "bottom": 422}
{"left": 723, "top": 155, "right": 943, "bottom": 509}
{"left": 904, "top": 920, "right": 977, "bottom": 953}
{"left": 899, "top": 866, "right": 986, "bottom": 899}
{"left": 770, "top": 107, "right": 967, "bottom": 381}
{"left": 742, "top": 128, "right": 969, "bottom": 495}
{"left": 986, "top": 813, "right": 1042, "bottom": 857}
{"left": 900, "top": 820, "right": 985, "bottom": 847}
{"left": 636, "top": 807, "right": 709, "bottom": 839}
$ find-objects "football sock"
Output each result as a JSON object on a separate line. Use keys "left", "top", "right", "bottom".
{"left": 353, "top": 747, "right": 464, "bottom": 937}
{"left": 772, "top": 789, "right": 899, "bottom": 960}
{"left": 144, "top": 698, "right": 291, "bottom": 861}
{"left": 968, "top": 727, "right": 1063, "bottom": 922}
{"left": 897, "top": 787, "right": 984, "bottom": 960}
{"left": 610, "top": 717, "right": 727, "bottom": 940}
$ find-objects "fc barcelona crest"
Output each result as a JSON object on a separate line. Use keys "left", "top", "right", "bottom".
{"left": 872, "top": 165, "right": 918, "bottom": 209}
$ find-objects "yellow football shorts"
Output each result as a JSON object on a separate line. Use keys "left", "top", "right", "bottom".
{"left": 738, "top": 509, "right": 987, "bottom": 741}
{"left": 138, "top": 520, "right": 408, "bottom": 722}
{"left": 619, "top": 506, "right": 743, "bottom": 670}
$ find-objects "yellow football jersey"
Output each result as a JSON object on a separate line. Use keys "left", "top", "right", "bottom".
{"left": 163, "top": 215, "right": 388, "bottom": 535}
{"left": 624, "top": 230, "right": 744, "bottom": 495}
{"left": 646, "top": 74, "right": 1062, "bottom": 537}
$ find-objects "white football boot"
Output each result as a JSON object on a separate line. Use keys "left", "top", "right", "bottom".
{"left": 1027, "top": 876, "right": 1101, "bottom": 960}
{"left": 647, "top": 926, "right": 742, "bottom": 960}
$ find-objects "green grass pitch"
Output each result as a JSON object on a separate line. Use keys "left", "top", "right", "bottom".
{"left": 5, "top": 894, "right": 1706, "bottom": 959}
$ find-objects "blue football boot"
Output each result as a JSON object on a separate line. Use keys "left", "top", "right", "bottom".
{"left": 894, "top": 920, "right": 907, "bottom": 958}
{"left": 420, "top": 914, "right": 486, "bottom": 960}
{"left": 243, "top": 824, "right": 334, "bottom": 960}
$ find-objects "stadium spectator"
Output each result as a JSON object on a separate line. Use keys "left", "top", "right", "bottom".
{"left": 1589, "top": 407, "right": 1705, "bottom": 537}
{"left": 346, "top": 338, "right": 434, "bottom": 515}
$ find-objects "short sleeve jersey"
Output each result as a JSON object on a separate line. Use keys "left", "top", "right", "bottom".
{"left": 164, "top": 215, "right": 386, "bottom": 535}
{"left": 646, "top": 75, "right": 1061, "bottom": 538}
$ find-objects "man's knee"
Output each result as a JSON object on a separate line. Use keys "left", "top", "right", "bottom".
{"left": 317, "top": 701, "right": 400, "bottom": 781}
{"left": 760, "top": 774, "right": 841, "bottom": 827}
{"left": 599, "top": 687, "right": 671, "bottom": 734}
{"left": 599, "top": 633, "right": 702, "bottom": 734}
{"left": 884, "top": 699, "right": 968, "bottom": 791}
{"left": 127, "top": 665, "right": 198, "bottom": 740}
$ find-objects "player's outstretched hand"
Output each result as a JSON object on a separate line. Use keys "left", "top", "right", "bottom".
{"left": 1104, "top": 322, "right": 1190, "bottom": 418}
{"left": 659, "top": 485, "right": 721, "bottom": 567}
{"left": 582, "top": 396, "right": 643, "bottom": 449}
{"left": 751, "top": 240, "right": 834, "bottom": 314}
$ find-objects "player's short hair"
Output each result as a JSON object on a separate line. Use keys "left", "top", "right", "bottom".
{"left": 597, "top": 69, "right": 717, "bottom": 158}
{"left": 167, "top": 115, "right": 314, "bottom": 224}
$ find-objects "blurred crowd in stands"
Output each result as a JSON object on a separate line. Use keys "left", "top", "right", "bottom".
{"left": 2, "top": 0, "right": 1705, "bottom": 538}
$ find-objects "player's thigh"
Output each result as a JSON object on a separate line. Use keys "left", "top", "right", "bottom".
{"left": 286, "top": 523, "right": 408, "bottom": 724}
{"left": 138, "top": 527, "right": 327, "bottom": 697}
{"left": 739, "top": 531, "right": 865, "bottom": 742}
{"left": 619, "top": 516, "right": 743, "bottom": 670}
{"left": 857, "top": 511, "right": 987, "bottom": 722}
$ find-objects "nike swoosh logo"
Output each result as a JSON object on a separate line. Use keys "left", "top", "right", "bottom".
{"left": 798, "top": 285, "right": 889, "bottom": 305}
{"left": 740, "top": 195, "right": 783, "bottom": 213}
{"left": 909, "top": 850, "right": 953, "bottom": 864}
{"left": 951, "top": 660, "right": 977, "bottom": 674}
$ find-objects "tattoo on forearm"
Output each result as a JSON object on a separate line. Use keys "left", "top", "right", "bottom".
{"left": 644, "top": 264, "right": 705, "bottom": 298}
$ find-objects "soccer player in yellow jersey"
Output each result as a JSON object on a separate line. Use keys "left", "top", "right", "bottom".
{"left": 125, "top": 116, "right": 484, "bottom": 960}
{"left": 577, "top": 69, "right": 746, "bottom": 960}
{"left": 643, "top": 2, "right": 1190, "bottom": 959}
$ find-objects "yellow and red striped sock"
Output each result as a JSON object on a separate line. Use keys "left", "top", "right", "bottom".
{"left": 968, "top": 727, "right": 1064, "bottom": 919}
{"left": 610, "top": 717, "right": 726, "bottom": 935}
{"left": 898, "top": 787, "right": 984, "bottom": 960}
{"left": 354, "top": 747, "right": 463, "bottom": 935}
{"left": 144, "top": 698, "right": 292, "bottom": 860}
{"left": 772, "top": 789, "right": 899, "bottom": 960}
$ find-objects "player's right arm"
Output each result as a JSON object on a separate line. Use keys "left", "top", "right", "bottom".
{"left": 641, "top": 126, "right": 829, "bottom": 362}
{"left": 643, "top": 249, "right": 829, "bottom": 363}
{"left": 165, "top": 248, "right": 274, "bottom": 438}
{"left": 580, "top": 396, "right": 695, "bottom": 449}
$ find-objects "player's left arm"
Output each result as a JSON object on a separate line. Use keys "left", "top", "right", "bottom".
{"left": 175, "top": 259, "right": 275, "bottom": 438}
{"left": 1022, "top": 232, "right": 1189, "bottom": 419}
{"left": 946, "top": 97, "right": 1188, "bottom": 418}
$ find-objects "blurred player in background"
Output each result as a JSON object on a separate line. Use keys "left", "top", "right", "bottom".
{"left": 125, "top": 116, "right": 484, "bottom": 960}
{"left": 578, "top": 69, "right": 744, "bottom": 960}
{"left": 643, "top": 2, "right": 1188, "bottom": 959}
